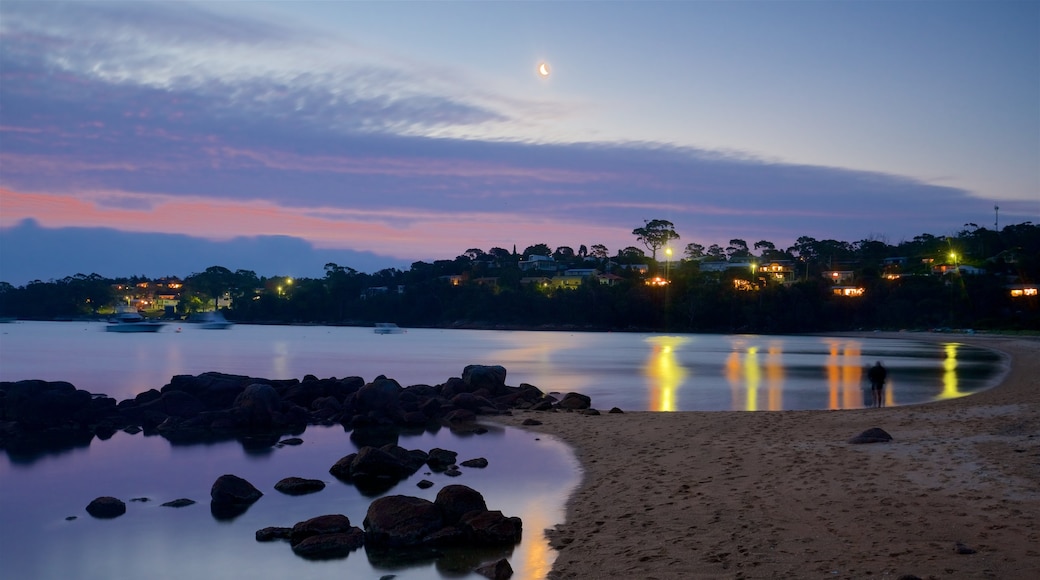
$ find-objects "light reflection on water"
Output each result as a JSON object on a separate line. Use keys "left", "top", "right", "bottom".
{"left": 0, "top": 322, "right": 1005, "bottom": 411}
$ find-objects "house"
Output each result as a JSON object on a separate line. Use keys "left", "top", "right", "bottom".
{"left": 551, "top": 276, "right": 585, "bottom": 289}
{"left": 518, "top": 255, "right": 558, "bottom": 273}
{"left": 823, "top": 270, "right": 855, "bottom": 284}
{"left": 758, "top": 261, "right": 795, "bottom": 283}
{"left": 520, "top": 276, "right": 551, "bottom": 288}
{"left": 1008, "top": 284, "right": 1038, "bottom": 298}
{"left": 596, "top": 273, "right": 624, "bottom": 286}
{"left": 832, "top": 286, "right": 865, "bottom": 297}
{"left": 439, "top": 274, "right": 464, "bottom": 286}
{"left": 564, "top": 268, "right": 599, "bottom": 277}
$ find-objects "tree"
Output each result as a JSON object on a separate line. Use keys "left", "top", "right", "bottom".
{"left": 590, "top": 244, "right": 609, "bottom": 259}
{"left": 684, "top": 242, "right": 705, "bottom": 260}
{"left": 726, "top": 239, "right": 750, "bottom": 259}
{"left": 523, "top": 243, "right": 552, "bottom": 257}
{"left": 632, "top": 219, "right": 680, "bottom": 261}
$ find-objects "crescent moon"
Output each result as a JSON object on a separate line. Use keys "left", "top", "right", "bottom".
{"left": 538, "top": 63, "right": 550, "bottom": 77}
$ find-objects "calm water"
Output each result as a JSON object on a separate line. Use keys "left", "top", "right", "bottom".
{"left": 0, "top": 322, "right": 1007, "bottom": 579}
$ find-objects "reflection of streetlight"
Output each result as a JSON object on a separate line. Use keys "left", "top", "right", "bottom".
{"left": 664, "top": 247, "right": 672, "bottom": 281}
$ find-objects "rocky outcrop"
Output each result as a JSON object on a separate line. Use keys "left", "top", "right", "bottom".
{"left": 363, "top": 485, "right": 522, "bottom": 551}
{"left": 256, "top": 514, "right": 365, "bottom": 560}
{"left": 2, "top": 365, "right": 589, "bottom": 455}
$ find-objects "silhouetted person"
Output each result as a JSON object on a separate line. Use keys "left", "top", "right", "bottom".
{"left": 868, "top": 361, "right": 887, "bottom": 408}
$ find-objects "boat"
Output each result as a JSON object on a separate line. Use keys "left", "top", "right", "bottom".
{"left": 373, "top": 323, "right": 405, "bottom": 334}
{"left": 199, "top": 311, "right": 234, "bottom": 330}
{"left": 105, "top": 310, "right": 166, "bottom": 333}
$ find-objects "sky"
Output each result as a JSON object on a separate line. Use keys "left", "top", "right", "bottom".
{"left": 1, "top": 0, "right": 1037, "bottom": 285}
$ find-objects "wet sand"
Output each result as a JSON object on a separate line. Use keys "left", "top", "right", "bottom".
{"left": 494, "top": 334, "right": 1040, "bottom": 579}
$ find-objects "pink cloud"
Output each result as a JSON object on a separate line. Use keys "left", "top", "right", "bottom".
{"left": 0, "top": 187, "right": 630, "bottom": 260}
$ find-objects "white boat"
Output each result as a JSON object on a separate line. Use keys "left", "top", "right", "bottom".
{"left": 199, "top": 311, "right": 234, "bottom": 330}
{"left": 373, "top": 323, "right": 405, "bottom": 334}
{"left": 106, "top": 310, "right": 166, "bottom": 333}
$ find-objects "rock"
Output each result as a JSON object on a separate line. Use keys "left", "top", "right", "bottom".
{"left": 331, "top": 445, "right": 429, "bottom": 494}
{"left": 161, "top": 498, "right": 196, "bottom": 508}
{"left": 521, "top": 418, "right": 542, "bottom": 426}
{"left": 848, "top": 427, "right": 894, "bottom": 444}
{"left": 476, "top": 558, "right": 514, "bottom": 579}
{"left": 462, "top": 365, "right": 508, "bottom": 396}
{"left": 443, "top": 408, "right": 476, "bottom": 423}
{"left": 291, "top": 529, "right": 365, "bottom": 559}
{"left": 557, "top": 392, "right": 591, "bottom": 410}
{"left": 461, "top": 510, "right": 523, "bottom": 546}
{"left": 274, "top": 477, "right": 326, "bottom": 495}
{"left": 290, "top": 514, "right": 355, "bottom": 545}
{"left": 608, "top": 407, "right": 624, "bottom": 414}
{"left": 256, "top": 526, "right": 292, "bottom": 542}
{"left": 364, "top": 495, "right": 445, "bottom": 549}
{"left": 426, "top": 448, "right": 458, "bottom": 472}
{"left": 954, "top": 541, "right": 977, "bottom": 555}
{"left": 417, "top": 479, "right": 434, "bottom": 489}
{"left": 232, "top": 383, "right": 282, "bottom": 428}
{"left": 86, "top": 496, "right": 126, "bottom": 519}
{"left": 580, "top": 408, "right": 600, "bottom": 416}
{"left": 210, "top": 474, "right": 263, "bottom": 505}
{"left": 278, "top": 437, "right": 303, "bottom": 446}
{"left": 461, "top": 457, "right": 488, "bottom": 468}
{"left": 435, "top": 484, "right": 488, "bottom": 525}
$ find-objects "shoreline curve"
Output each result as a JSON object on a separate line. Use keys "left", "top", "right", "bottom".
{"left": 495, "top": 333, "right": 1040, "bottom": 579}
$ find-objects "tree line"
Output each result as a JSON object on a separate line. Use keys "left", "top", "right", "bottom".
{"left": 1, "top": 222, "right": 1036, "bottom": 333}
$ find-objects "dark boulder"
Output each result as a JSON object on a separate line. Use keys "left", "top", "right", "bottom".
{"left": 232, "top": 383, "right": 282, "bottom": 428}
{"left": 291, "top": 529, "right": 365, "bottom": 559}
{"left": 329, "top": 445, "right": 428, "bottom": 494}
{"left": 476, "top": 558, "right": 514, "bottom": 580}
{"left": 364, "top": 495, "right": 445, "bottom": 549}
{"left": 256, "top": 526, "right": 292, "bottom": 541}
{"left": 86, "top": 496, "right": 126, "bottom": 519}
{"left": 210, "top": 473, "right": 263, "bottom": 505}
{"left": 462, "top": 365, "right": 508, "bottom": 396}
{"left": 461, "top": 510, "right": 523, "bottom": 546}
{"left": 274, "top": 477, "right": 326, "bottom": 495}
{"left": 0, "top": 380, "right": 96, "bottom": 427}
{"left": 161, "top": 498, "right": 196, "bottom": 508}
{"left": 557, "top": 392, "right": 591, "bottom": 410}
{"left": 461, "top": 457, "right": 489, "bottom": 468}
{"left": 848, "top": 427, "right": 893, "bottom": 444}
{"left": 290, "top": 514, "right": 355, "bottom": 545}
{"left": 435, "top": 484, "right": 488, "bottom": 525}
{"left": 426, "top": 448, "right": 458, "bottom": 472}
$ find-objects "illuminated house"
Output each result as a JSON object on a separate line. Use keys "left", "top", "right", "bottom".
{"left": 822, "top": 270, "right": 855, "bottom": 284}
{"left": 758, "top": 261, "right": 795, "bottom": 283}
{"left": 832, "top": 286, "right": 865, "bottom": 297}
{"left": 1008, "top": 284, "right": 1038, "bottom": 298}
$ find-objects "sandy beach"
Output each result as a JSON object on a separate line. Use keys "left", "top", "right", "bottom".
{"left": 495, "top": 334, "right": 1040, "bottom": 579}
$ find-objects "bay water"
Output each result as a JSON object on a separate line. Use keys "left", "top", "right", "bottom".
{"left": 0, "top": 322, "right": 1006, "bottom": 579}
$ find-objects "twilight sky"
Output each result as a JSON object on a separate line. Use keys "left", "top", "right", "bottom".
{"left": 1, "top": 0, "right": 1037, "bottom": 285}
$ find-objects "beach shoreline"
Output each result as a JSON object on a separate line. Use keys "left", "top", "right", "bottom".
{"left": 494, "top": 333, "right": 1040, "bottom": 579}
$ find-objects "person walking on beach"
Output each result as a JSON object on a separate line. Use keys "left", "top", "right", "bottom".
{"left": 868, "top": 361, "right": 888, "bottom": 408}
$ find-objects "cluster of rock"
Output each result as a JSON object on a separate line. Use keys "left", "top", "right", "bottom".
{"left": 0, "top": 364, "right": 593, "bottom": 455}
{"left": 256, "top": 483, "right": 521, "bottom": 565}
{"left": 84, "top": 473, "right": 520, "bottom": 578}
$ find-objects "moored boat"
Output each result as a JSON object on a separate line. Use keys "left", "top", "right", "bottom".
{"left": 106, "top": 310, "right": 165, "bottom": 333}
{"left": 199, "top": 311, "right": 234, "bottom": 330}
{"left": 373, "top": 322, "right": 405, "bottom": 334}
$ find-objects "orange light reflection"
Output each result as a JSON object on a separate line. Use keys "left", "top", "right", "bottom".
{"left": 643, "top": 336, "right": 689, "bottom": 411}
{"left": 823, "top": 339, "right": 864, "bottom": 409}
